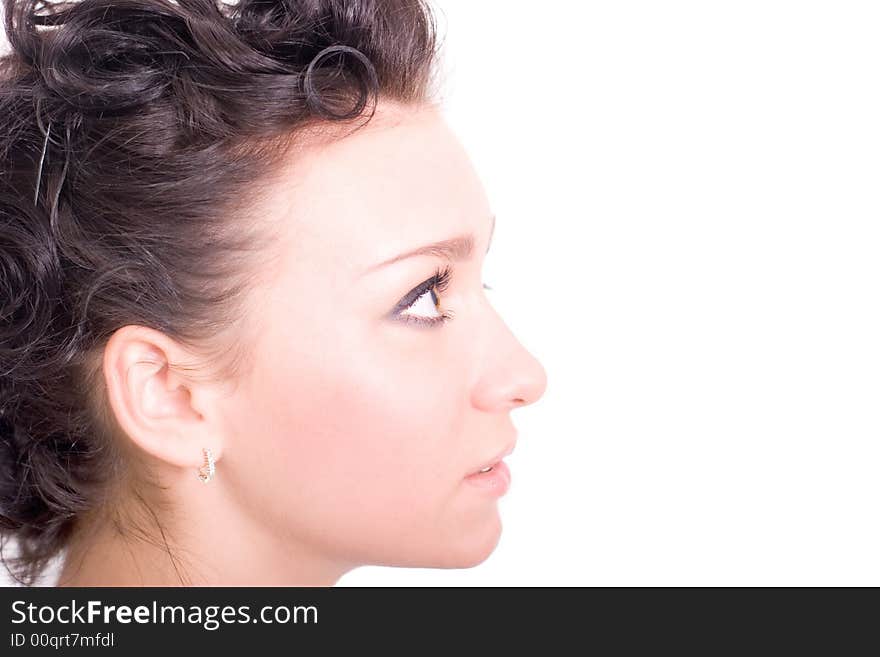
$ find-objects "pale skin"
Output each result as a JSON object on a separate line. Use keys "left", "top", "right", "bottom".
{"left": 56, "top": 101, "right": 547, "bottom": 586}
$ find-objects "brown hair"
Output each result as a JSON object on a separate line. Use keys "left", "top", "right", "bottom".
{"left": 0, "top": 0, "right": 437, "bottom": 585}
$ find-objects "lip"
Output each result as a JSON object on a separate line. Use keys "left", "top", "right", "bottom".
{"left": 463, "top": 460, "right": 511, "bottom": 497}
{"left": 466, "top": 441, "right": 516, "bottom": 477}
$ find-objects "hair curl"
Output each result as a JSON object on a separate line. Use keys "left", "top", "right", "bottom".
{"left": 0, "top": 0, "right": 437, "bottom": 586}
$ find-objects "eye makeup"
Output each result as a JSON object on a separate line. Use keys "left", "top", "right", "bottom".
{"left": 389, "top": 265, "right": 494, "bottom": 328}
{"left": 390, "top": 264, "right": 455, "bottom": 328}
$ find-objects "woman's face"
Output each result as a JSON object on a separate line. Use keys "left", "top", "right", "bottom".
{"left": 220, "top": 102, "right": 547, "bottom": 572}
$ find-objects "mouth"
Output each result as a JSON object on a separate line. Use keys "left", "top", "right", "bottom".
{"left": 465, "top": 441, "right": 516, "bottom": 478}
{"left": 463, "top": 459, "right": 512, "bottom": 496}
{"left": 470, "top": 460, "right": 502, "bottom": 476}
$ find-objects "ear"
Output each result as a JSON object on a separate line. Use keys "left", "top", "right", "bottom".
{"left": 102, "top": 325, "right": 227, "bottom": 475}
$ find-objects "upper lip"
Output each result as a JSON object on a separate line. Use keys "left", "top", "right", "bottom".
{"left": 467, "top": 441, "right": 516, "bottom": 476}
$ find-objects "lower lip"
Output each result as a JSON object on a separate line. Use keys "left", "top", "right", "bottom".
{"left": 463, "top": 460, "right": 511, "bottom": 497}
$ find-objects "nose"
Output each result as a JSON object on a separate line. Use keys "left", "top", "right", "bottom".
{"left": 470, "top": 307, "right": 548, "bottom": 413}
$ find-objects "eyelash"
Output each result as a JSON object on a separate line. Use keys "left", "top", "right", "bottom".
{"left": 393, "top": 265, "right": 454, "bottom": 328}
{"left": 392, "top": 266, "right": 494, "bottom": 328}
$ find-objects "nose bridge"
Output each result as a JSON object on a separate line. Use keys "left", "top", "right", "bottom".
{"left": 470, "top": 301, "right": 548, "bottom": 412}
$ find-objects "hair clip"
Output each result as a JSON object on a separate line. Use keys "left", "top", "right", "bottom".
{"left": 34, "top": 120, "right": 53, "bottom": 206}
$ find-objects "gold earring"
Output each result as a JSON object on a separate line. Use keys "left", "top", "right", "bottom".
{"left": 197, "top": 447, "right": 215, "bottom": 483}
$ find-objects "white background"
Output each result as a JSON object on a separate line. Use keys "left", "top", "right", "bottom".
{"left": 3, "top": 1, "right": 880, "bottom": 586}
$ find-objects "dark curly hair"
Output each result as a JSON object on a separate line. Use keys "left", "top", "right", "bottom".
{"left": 0, "top": 0, "right": 437, "bottom": 586}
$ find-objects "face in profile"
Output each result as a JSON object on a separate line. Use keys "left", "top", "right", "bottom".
{"left": 211, "top": 102, "right": 547, "bottom": 575}
{"left": 91, "top": 100, "right": 548, "bottom": 586}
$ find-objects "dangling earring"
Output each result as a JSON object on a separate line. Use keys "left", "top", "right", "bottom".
{"left": 197, "top": 447, "right": 215, "bottom": 483}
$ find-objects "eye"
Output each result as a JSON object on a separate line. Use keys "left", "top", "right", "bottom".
{"left": 391, "top": 265, "right": 455, "bottom": 328}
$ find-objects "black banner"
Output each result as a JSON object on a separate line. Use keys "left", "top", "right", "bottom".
{"left": 0, "top": 586, "right": 874, "bottom": 652}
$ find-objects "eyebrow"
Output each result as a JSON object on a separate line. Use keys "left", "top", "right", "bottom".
{"left": 362, "top": 214, "right": 496, "bottom": 276}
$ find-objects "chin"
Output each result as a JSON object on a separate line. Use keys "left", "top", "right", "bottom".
{"left": 361, "top": 508, "right": 505, "bottom": 570}
{"left": 432, "top": 511, "right": 504, "bottom": 570}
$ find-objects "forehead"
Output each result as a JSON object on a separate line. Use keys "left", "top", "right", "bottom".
{"left": 263, "top": 103, "right": 491, "bottom": 276}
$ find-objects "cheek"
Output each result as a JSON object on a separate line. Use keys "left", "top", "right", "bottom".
{"left": 222, "top": 327, "right": 477, "bottom": 564}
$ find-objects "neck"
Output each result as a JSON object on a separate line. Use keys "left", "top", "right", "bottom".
{"left": 56, "top": 478, "right": 355, "bottom": 587}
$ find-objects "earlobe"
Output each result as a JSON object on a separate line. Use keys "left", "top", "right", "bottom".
{"left": 101, "top": 324, "right": 223, "bottom": 472}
